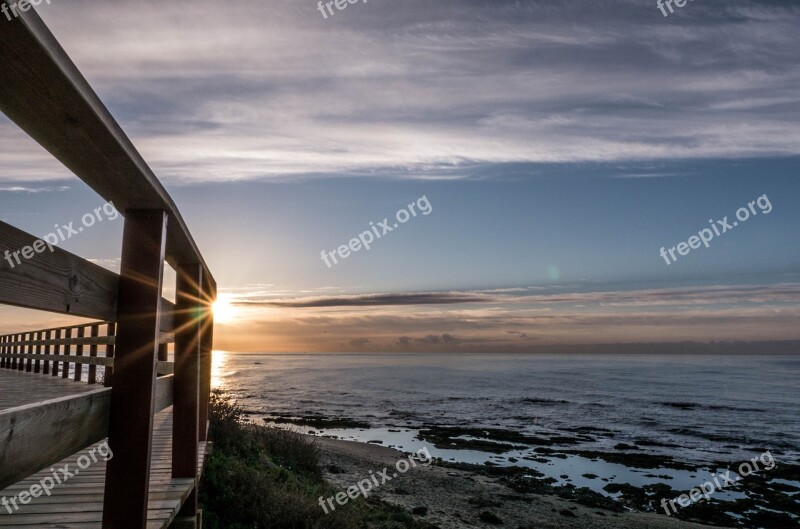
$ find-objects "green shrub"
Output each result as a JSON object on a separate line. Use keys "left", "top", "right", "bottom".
{"left": 200, "top": 390, "right": 434, "bottom": 529}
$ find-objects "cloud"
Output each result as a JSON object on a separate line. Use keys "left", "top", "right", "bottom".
{"left": 240, "top": 292, "right": 494, "bottom": 308}
{"left": 232, "top": 283, "right": 800, "bottom": 309}
{"left": 1, "top": 0, "right": 793, "bottom": 184}
{"left": 209, "top": 282, "right": 800, "bottom": 352}
{"left": 0, "top": 185, "right": 70, "bottom": 193}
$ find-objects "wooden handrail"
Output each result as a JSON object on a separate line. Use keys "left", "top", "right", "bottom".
{"left": 0, "top": 375, "right": 174, "bottom": 492}
{"left": 0, "top": 9, "right": 215, "bottom": 290}
{"left": 0, "top": 5, "right": 216, "bottom": 527}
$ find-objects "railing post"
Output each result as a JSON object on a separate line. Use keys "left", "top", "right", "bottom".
{"left": 74, "top": 326, "right": 85, "bottom": 382}
{"left": 104, "top": 322, "right": 116, "bottom": 386}
{"left": 173, "top": 263, "right": 202, "bottom": 523}
{"left": 102, "top": 210, "right": 167, "bottom": 529}
{"left": 25, "top": 332, "right": 33, "bottom": 372}
{"left": 52, "top": 328, "right": 61, "bottom": 376}
{"left": 62, "top": 327, "right": 72, "bottom": 379}
{"left": 88, "top": 324, "right": 99, "bottom": 384}
{"left": 15, "top": 333, "right": 21, "bottom": 371}
{"left": 33, "top": 331, "right": 41, "bottom": 373}
{"left": 42, "top": 330, "right": 51, "bottom": 375}
{"left": 199, "top": 276, "right": 215, "bottom": 442}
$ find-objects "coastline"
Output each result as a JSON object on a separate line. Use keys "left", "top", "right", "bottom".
{"left": 314, "top": 435, "right": 730, "bottom": 529}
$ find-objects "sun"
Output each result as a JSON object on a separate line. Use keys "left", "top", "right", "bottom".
{"left": 212, "top": 296, "right": 237, "bottom": 324}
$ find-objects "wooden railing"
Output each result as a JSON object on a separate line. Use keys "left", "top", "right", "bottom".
{"left": 0, "top": 2, "right": 217, "bottom": 528}
{"left": 0, "top": 322, "right": 179, "bottom": 383}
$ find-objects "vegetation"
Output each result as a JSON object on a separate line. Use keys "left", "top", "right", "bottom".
{"left": 200, "top": 390, "right": 436, "bottom": 529}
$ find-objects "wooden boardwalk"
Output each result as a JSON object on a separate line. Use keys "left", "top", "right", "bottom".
{"left": 0, "top": 370, "right": 96, "bottom": 411}
{"left": 0, "top": 5, "right": 217, "bottom": 527}
{"left": 0, "top": 403, "right": 205, "bottom": 529}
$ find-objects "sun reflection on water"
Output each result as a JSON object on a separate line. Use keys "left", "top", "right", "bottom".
{"left": 211, "top": 350, "right": 228, "bottom": 389}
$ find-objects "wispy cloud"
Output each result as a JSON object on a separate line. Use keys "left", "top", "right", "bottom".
{"left": 0, "top": 0, "right": 792, "bottom": 184}
{"left": 213, "top": 282, "right": 800, "bottom": 352}
{"left": 0, "top": 185, "right": 70, "bottom": 193}
{"left": 240, "top": 292, "right": 494, "bottom": 308}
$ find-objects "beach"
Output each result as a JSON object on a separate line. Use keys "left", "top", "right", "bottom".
{"left": 220, "top": 352, "right": 800, "bottom": 528}
{"left": 315, "top": 436, "right": 731, "bottom": 529}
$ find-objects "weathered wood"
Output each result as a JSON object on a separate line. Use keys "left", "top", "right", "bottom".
{"left": 0, "top": 12, "right": 214, "bottom": 286}
{"left": 25, "top": 332, "right": 33, "bottom": 372}
{"left": 0, "top": 221, "right": 119, "bottom": 321}
{"left": 0, "top": 408, "right": 204, "bottom": 529}
{"left": 88, "top": 325, "right": 99, "bottom": 384}
{"left": 1, "top": 335, "right": 112, "bottom": 347}
{"left": 74, "top": 326, "right": 85, "bottom": 382}
{"left": 199, "top": 277, "right": 215, "bottom": 442}
{"left": 33, "top": 331, "right": 42, "bottom": 373}
{"left": 43, "top": 330, "right": 52, "bottom": 375}
{"left": 52, "top": 328, "right": 62, "bottom": 377}
{"left": 62, "top": 328, "right": 72, "bottom": 379}
{"left": 173, "top": 264, "right": 202, "bottom": 520}
{"left": 0, "top": 354, "right": 113, "bottom": 367}
{"left": 104, "top": 323, "right": 115, "bottom": 387}
{"left": 103, "top": 210, "right": 168, "bottom": 529}
{"left": 0, "top": 388, "right": 110, "bottom": 491}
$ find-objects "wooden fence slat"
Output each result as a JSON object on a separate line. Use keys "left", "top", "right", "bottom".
{"left": 52, "top": 328, "right": 62, "bottom": 377}
{"left": 88, "top": 324, "right": 99, "bottom": 384}
{"left": 74, "top": 326, "right": 85, "bottom": 382}
{"left": 63, "top": 327, "right": 72, "bottom": 379}
{"left": 105, "top": 322, "right": 116, "bottom": 387}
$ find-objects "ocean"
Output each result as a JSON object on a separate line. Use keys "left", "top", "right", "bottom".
{"left": 214, "top": 352, "right": 800, "bottom": 520}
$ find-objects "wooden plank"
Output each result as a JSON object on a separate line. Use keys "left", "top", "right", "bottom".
{"left": 0, "top": 370, "right": 96, "bottom": 411}
{"left": 0, "top": 354, "right": 112, "bottom": 367}
{"left": 0, "top": 409, "right": 206, "bottom": 529}
{"left": 0, "top": 371, "right": 174, "bottom": 491}
{"left": 87, "top": 325, "right": 99, "bottom": 384}
{"left": 199, "top": 277, "right": 215, "bottom": 442}
{"left": 62, "top": 328, "right": 72, "bottom": 380}
{"left": 52, "top": 329, "right": 62, "bottom": 377}
{"left": 0, "top": 221, "right": 118, "bottom": 321}
{"left": 0, "top": 11, "right": 214, "bottom": 286}
{"left": 0, "top": 336, "right": 113, "bottom": 348}
{"left": 103, "top": 210, "right": 168, "bottom": 529}
{"left": 173, "top": 264, "right": 202, "bottom": 520}
{"left": 155, "top": 375, "right": 174, "bottom": 413}
{"left": 103, "top": 323, "right": 115, "bottom": 387}
{"left": 156, "top": 362, "right": 174, "bottom": 376}
{"left": 0, "top": 388, "right": 110, "bottom": 491}
{"left": 73, "top": 327, "right": 84, "bottom": 382}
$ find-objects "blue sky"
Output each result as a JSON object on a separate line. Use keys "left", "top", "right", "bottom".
{"left": 1, "top": 0, "right": 798, "bottom": 352}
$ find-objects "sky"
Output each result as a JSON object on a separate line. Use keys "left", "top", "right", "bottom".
{"left": 0, "top": 0, "right": 799, "bottom": 352}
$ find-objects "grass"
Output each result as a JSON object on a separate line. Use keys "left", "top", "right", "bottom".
{"left": 200, "top": 390, "right": 437, "bottom": 529}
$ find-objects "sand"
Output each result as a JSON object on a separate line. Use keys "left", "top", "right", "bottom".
{"left": 315, "top": 437, "right": 733, "bottom": 529}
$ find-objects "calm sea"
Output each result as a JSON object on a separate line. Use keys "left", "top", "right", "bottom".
{"left": 214, "top": 353, "right": 800, "bottom": 498}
